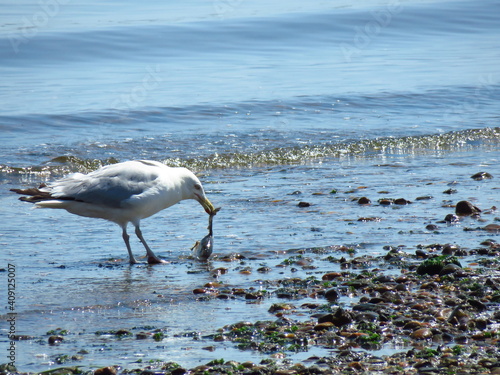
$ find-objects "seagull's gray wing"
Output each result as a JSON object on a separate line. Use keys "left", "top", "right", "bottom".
{"left": 47, "top": 164, "right": 160, "bottom": 208}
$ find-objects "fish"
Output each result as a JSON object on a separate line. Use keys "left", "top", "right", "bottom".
{"left": 192, "top": 207, "right": 221, "bottom": 260}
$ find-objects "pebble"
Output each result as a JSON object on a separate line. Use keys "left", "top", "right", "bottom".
{"left": 444, "top": 214, "right": 459, "bottom": 223}
{"left": 455, "top": 200, "right": 481, "bottom": 216}
{"left": 204, "top": 282, "right": 221, "bottom": 288}
{"left": 298, "top": 201, "right": 311, "bottom": 207}
{"left": 257, "top": 266, "right": 272, "bottom": 273}
{"left": 348, "top": 362, "right": 365, "bottom": 370}
{"left": 439, "top": 263, "right": 461, "bottom": 276}
{"left": 135, "top": 332, "right": 149, "bottom": 339}
{"left": 48, "top": 335, "right": 64, "bottom": 345}
{"left": 378, "top": 198, "right": 393, "bottom": 205}
{"left": 319, "top": 308, "right": 354, "bottom": 327}
{"left": 212, "top": 267, "right": 229, "bottom": 275}
{"left": 416, "top": 195, "right": 433, "bottom": 201}
{"left": 484, "top": 224, "right": 500, "bottom": 232}
{"left": 357, "top": 197, "right": 371, "bottom": 205}
{"left": 357, "top": 217, "right": 382, "bottom": 222}
{"left": 274, "top": 370, "right": 295, "bottom": 375}
{"left": 324, "top": 288, "right": 339, "bottom": 301}
{"left": 415, "top": 249, "right": 428, "bottom": 258}
{"left": 441, "top": 244, "right": 459, "bottom": 255}
{"left": 245, "top": 292, "right": 261, "bottom": 300}
{"left": 410, "top": 328, "right": 433, "bottom": 340}
{"left": 193, "top": 288, "right": 208, "bottom": 294}
{"left": 268, "top": 303, "right": 294, "bottom": 313}
{"left": 171, "top": 368, "right": 187, "bottom": 375}
{"left": 394, "top": 198, "right": 411, "bottom": 205}
{"left": 322, "top": 272, "right": 342, "bottom": 280}
{"left": 94, "top": 367, "right": 117, "bottom": 375}
{"left": 471, "top": 171, "right": 493, "bottom": 180}
{"left": 314, "top": 322, "right": 334, "bottom": 331}
{"left": 403, "top": 321, "right": 425, "bottom": 330}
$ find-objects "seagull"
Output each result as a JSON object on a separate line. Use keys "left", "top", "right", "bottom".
{"left": 11, "top": 160, "right": 215, "bottom": 264}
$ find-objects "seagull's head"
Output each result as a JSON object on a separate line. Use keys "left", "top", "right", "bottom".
{"left": 180, "top": 169, "right": 215, "bottom": 214}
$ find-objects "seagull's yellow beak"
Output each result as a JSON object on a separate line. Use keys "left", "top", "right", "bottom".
{"left": 196, "top": 195, "right": 215, "bottom": 215}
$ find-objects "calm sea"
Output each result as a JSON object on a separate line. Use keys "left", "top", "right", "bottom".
{"left": 1, "top": 0, "right": 499, "bottom": 372}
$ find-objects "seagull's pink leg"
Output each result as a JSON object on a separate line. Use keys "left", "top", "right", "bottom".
{"left": 134, "top": 225, "right": 168, "bottom": 264}
{"left": 122, "top": 226, "right": 138, "bottom": 264}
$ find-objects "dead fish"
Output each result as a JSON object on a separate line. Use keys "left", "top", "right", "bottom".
{"left": 192, "top": 207, "right": 221, "bottom": 260}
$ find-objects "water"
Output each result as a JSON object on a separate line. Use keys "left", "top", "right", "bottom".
{"left": 1, "top": 0, "right": 499, "bottom": 372}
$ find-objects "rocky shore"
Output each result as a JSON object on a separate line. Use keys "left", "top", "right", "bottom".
{"left": 3, "top": 171, "right": 499, "bottom": 375}
{"left": 3, "top": 235, "right": 500, "bottom": 375}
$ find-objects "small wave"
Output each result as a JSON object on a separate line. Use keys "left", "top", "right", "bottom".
{"left": 1, "top": 127, "right": 498, "bottom": 177}
{"left": 164, "top": 127, "right": 499, "bottom": 170}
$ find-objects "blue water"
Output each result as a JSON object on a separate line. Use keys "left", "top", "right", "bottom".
{"left": 1, "top": 0, "right": 499, "bottom": 372}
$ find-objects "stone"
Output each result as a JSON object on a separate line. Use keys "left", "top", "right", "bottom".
{"left": 455, "top": 200, "right": 481, "bottom": 216}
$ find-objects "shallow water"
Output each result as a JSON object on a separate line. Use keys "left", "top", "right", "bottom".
{"left": 1, "top": 0, "right": 499, "bottom": 372}
{"left": 3, "top": 146, "right": 499, "bottom": 371}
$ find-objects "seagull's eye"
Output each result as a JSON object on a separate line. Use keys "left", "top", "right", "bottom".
{"left": 194, "top": 183, "right": 202, "bottom": 190}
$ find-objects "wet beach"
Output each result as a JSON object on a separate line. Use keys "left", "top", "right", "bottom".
{"left": 2, "top": 141, "right": 499, "bottom": 374}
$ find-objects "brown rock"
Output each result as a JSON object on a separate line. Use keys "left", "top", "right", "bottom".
{"left": 48, "top": 335, "right": 64, "bottom": 345}
{"left": 484, "top": 224, "right": 500, "bottom": 232}
{"left": 378, "top": 198, "right": 393, "bottom": 205}
{"left": 403, "top": 321, "right": 425, "bottom": 330}
{"left": 357, "top": 197, "right": 371, "bottom": 205}
{"left": 94, "top": 367, "right": 117, "bottom": 375}
{"left": 456, "top": 200, "right": 481, "bottom": 216}
{"left": 442, "top": 244, "right": 459, "bottom": 255}
{"left": 192, "top": 288, "right": 207, "bottom": 294}
{"left": 314, "top": 322, "right": 334, "bottom": 331}
{"left": 471, "top": 171, "right": 493, "bottom": 180}
{"left": 322, "top": 272, "right": 342, "bottom": 280}
{"left": 394, "top": 198, "right": 411, "bottom": 205}
{"left": 416, "top": 195, "right": 433, "bottom": 201}
{"left": 444, "top": 214, "right": 459, "bottom": 223}
{"left": 324, "top": 288, "right": 339, "bottom": 301}
{"left": 348, "top": 362, "right": 365, "bottom": 370}
{"left": 136, "top": 332, "right": 149, "bottom": 339}
{"left": 171, "top": 368, "right": 187, "bottom": 375}
{"left": 439, "top": 263, "right": 462, "bottom": 275}
{"left": 318, "top": 308, "right": 354, "bottom": 327}
{"left": 410, "top": 328, "right": 433, "bottom": 340}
